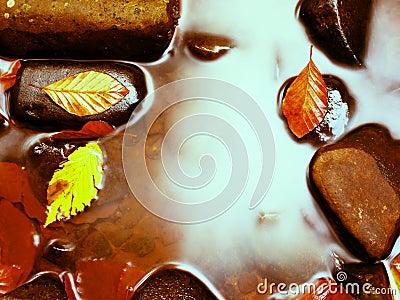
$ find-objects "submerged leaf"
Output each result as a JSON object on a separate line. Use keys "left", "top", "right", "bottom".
{"left": 44, "top": 142, "right": 104, "bottom": 227}
{"left": 52, "top": 121, "right": 115, "bottom": 140}
{"left": 31, "top": 71, "right": 129, "bottom": 117}
{"left": 0, "top": 162, "right": 46, "bottom": 222}
{"left": 282, "top": 46, "right": 328, "bottom": 138}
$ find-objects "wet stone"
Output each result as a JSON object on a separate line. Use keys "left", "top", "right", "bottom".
{"left": 309, "top": 124, "right": 400, "bottom": 260}
{"left": 0, "top": 115, "right": 6, "bottom": 129}
{"left": 333, "top": 262, "right": 393, "bottom": 300}
{"left": 0, "top": 0, "right": 180, "bottom": 62}
{"left": 131, "top": 269, "right": 217, "bottom": 300}
{"left": 1, "top": 274, "right": 67, "bottom": 300}
{"left": 44, "top": 239, "right": 76, "bottom": 271}
{"left": 279, "top": 75, "right": 354, "bottom": 145}
{"left": 122, "top": 236, "right": 155, "bottom": 258}
{"left": 9, "top": 60, "right": 147, "bottom": 131}
{"left": 184, "top": 32, "right": 235, "bottom": 61}
{"left": 79, "top": 230, "right": 113, "bottom": 260}
{"left": 298, "top": 0, "right": 373, "bottom": 67}
{"left": 96, "top": 222, "right": 132, "bottom": 248}
{"left": 238, "top": 271, "right": 258, "bottom": 295}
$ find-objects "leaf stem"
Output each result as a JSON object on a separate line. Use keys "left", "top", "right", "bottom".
{"left": 27, "top": 83, "right": 43, "bottom": 89}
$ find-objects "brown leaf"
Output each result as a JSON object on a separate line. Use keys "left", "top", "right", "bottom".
{"left": 282, "top": 46, "right": 328, "bottom": 138}
{"left": 0, "top": 59, "right": 21, "bottom": 91}
{"left": 52, "top": 121, "right": 115, "bottom": 140}
{"left": 30, "top": 71, "right": 129, "bottom": 116}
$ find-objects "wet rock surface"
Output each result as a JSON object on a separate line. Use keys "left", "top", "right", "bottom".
{"left": 298, "top": 0, "right": 373, "bottom": 67}
{"left": 1, "top": 274, "right": 67, "bottom": 300}
{"left": 44, "top": 239, "right": 76, "bottom": 271}
{"left": 9, "top": 60, "right": 147, "bottom": 131}
{"left": 333, "top": 262, "right": 392, "bottom": 300}
{"left": 309, "top": 124, "right": 400, "bottom": 260}
{"left": 279, "top": 75, "right": 354, "bottom": 144}
{"left": 132, "top": 269, "right": 217, "bottom": 300}
{"left": 0, "top": 0, "right": 180, "bottom": 62}
{"left": 184, "top": 32, "right": 235, "bottom": 61}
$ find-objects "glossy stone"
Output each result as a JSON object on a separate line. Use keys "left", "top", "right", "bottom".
{"left": 9, "top": 60, "right": 147, "bottom": 131}
{"left": 132, "top": 269, "right": 217, "bottom": 300}
{"left": 298, "top": 0, "right": 373, "bottom": 67}
{"left": 333, "top": 262, "right": 393, "bottom": 300}
{"left": 309, "top": 124, "right": 400, "bottom": 260}
{"left": 184, "top": 32, "right": 235, "bottom": 61}
{"left": 0, "top": 0, "right": 180, "bottom": 62}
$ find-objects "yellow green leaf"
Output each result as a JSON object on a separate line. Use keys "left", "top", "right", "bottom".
{"left": 44, "top": 142, "right": 104, "bottom": 227}
{"left": 38, "top": 71, "right": 129, "bottom": 117}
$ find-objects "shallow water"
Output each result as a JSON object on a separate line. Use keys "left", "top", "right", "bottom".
{"left": 2, "top": 0, "right": 400, "bottom": 299}
{"left": 142, "top": 0, "right": 400, "bottom": 297}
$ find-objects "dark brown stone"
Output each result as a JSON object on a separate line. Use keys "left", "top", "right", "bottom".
{"left": 79, "top": 230, "right": 113, "bottom": 260}
{"left": 122, "top": 236, "right": 155, "bottom": 258}
{"left": 0, "top": 114, "right": 5, "bottom": 128}
{"left": 298, "top": 0, "right": 373, "bottom": 67}
{"left": 309, "top": 124, "right": 400, "bottom": 260}
{"left": 9, "top": 60, "right": 147, "bottom": 131}
{"left": 96, "top": 222, "right": 132, "bottom": 248}
{"left": 184, "top": 32, "right": 235, "bottom": 61}
{"left": 333, "top": 262, "right": 393, "bottom": 300}
{"left": 131, "top": 269, "right": 217, "bottom": 300}
{"left": 0, "top": 0, "right": 180, "bottom": 62}
{"left": 1, "top": 274, "right": 67, "bottom": 300}
{"left": 44, "top": 239, "right": 76, "bottom": 271}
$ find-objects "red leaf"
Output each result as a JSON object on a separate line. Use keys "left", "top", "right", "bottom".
{"left": 75, "top": 260, "right": 122, "bottom": 300}
{"left": 0, "top": 60, "right": 21, "bottom": 91}
{"left": 22, "top": 183, "right": 47, "bottom": 223}
{"left": 0, "top": 162, "right": 24, "bottom": 203}
{"left": 65, "top": 260, "right": 145, "bottom": 300}
{"left": 0, "top": 162, "right": 46, "bottom": 222}
{"left": 117, "top": 264, "right": 145, "bottom": 300}
{"left": 52, "top": 121, "right": 115, "bottom": 140}
{"left": 0, "top": 201, "right": 36, "bottom": 295}
{"left": 0, "top": 264, "right": 25, "bottom": 295}
{"left": 282, "top": 46, "right": 328, "bottom": 138}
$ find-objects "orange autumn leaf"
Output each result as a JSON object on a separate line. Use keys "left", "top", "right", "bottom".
{"left": 30, "top": 71, "right": 129, "bottom": 117}
{"left": 0, "top": 59, "right": 21, "bottom": 91}
{"left": 282, "top": 46, "right": 328, "bottom": 138}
